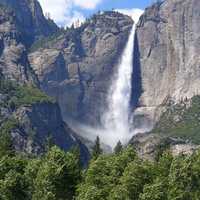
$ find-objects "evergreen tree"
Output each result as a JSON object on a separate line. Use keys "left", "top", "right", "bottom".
{"left": 0, "top": 131, "right": 14, "bottom": 158}
{"left": 0, "top": 156, "right": 30, "bottom": 200}
{"left": 139, "top": 179, "right": 168, "bottom": 200}
{"left": 32, "top": 146, "right": 81, "bottom": 200}
{"left": 71, "top": 23, "right": 75, "bottom": 30}
{"left": 114, "top": 141, "right": 123, "bottom": 154}
{"left": 44, "top": 133, "right": 54, "bottom": 152}
{"left": 76, "top": 146, "right": 137, "bottom": 200}
{"left": 0, "top": 68, "right": 3, "bottom": 80}
{"left": 92, "top": 136, "right": 102, "bottom": 159}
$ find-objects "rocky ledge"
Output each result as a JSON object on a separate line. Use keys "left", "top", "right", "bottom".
{"left": 130, "top": 133, "right": 200, "bottom": 161}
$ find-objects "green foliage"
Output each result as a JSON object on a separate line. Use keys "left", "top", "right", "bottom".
{"left": 29, "top": 30, "right": 66, "bottom": 52}
{"left": 32, "top": 146, "right": 81, "bottom": 200}
{"left": 0, "top": 155, "right": 30, "bottom": 200}
{"left": 0, "top": 146, "right": 82, "bottom": 200}
{"left": 109, "top": 161, "right": 153, "bottom": 200}
{"left": 167, "top": 156, "right": 195, "bottom": 200}
{"left": 0, "top": 118, "right": 18, "bottom": 157}
{"left": 9, "top": 85, "right": 54, "bottom": 107}
{"left": 154, "top": 139, "right": 171, "bottom": 162}
{"left": 1, "top": 141, "right": 200, "bottom": 200}
{"left": 139, "top": 178, "right": 168, "bottom": 200}
{"left": 0, "top": 79, "right": 54, "bottom": 109}
{"left": 92, "top": 136, "right": 103, "bottom": 160}
{"left": 153, "top": 96, "right": 200, "bottom": 144}
{"left": 114, "top": 141, "right": 123, "bottom": 154}
{"left": 24, "top": 158, "right": 41, "bottom": 197}
{"left": 77, "top": 148, "right": 200, "bottom": 200}
{"left": 76, "top": 146, "right": 136, "bottom": 200}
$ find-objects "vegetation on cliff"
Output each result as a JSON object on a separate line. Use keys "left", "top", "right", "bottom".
{"left": 0, "top": 78, "right": 54, "bottom": 109}
{"left": 153, "top": 96, "right": 200, "bottom": 144}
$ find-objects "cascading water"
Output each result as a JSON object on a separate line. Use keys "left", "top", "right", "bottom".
{"left": 68, "top": 10, "right": 144, "bottom": 150}
{"left": 102, "top": 10, "right": 143, "bottom": 147}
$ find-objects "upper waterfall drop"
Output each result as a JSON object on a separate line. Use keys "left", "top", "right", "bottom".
{"left": 102, "top": 10, "right": 144, "bottom": 148}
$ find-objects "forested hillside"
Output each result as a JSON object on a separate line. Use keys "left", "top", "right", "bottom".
{"left": 1, "top": 141, "right": 200, "bottom": 200}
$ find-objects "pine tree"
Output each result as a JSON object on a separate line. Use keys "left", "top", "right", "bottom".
{"left": 0, "top": 119, "right": 16, "bottom": 158}
{"left": 0, "top": 131, "right": 14, "bottom": 158}
{"left": 92, "top": 136, "right": 102, "bottom": 159}
{"left": 114, "top": 141, "right": 123, "bottom": 154}
{"left": 44, "top": 133, "right": 54, "bottom": 152}
{"left": 71, "top": 23, "right": 75, "bottom": 30}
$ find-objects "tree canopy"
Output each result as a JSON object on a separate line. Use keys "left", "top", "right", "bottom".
{"left": 0, "top": 140, "right": 200, "bottom": 200}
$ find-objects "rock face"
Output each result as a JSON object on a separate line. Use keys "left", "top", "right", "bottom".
{"left": 13, "top": 102, "right": 89, "bottom": 162}
{"left": 0, "top": 80, "right": 89, "bottom": 161}
{"left": 130, "top": 133, "right": 200, "bottom": 161}
{"left": 132, "top": 0, "right": 200, "bottom": 129}
{"left": 0, "top": 0, "right": 58, "bottom": 84}
{"left": 0, "top": 0, "right": 58, "bottom": 45}
{"left": 1, "top": 0, "right": 199, "bottom": 160}
{"left": 13, "top": 103, "right": 76, "bottom": 153}
{"left": 0, "top": 0, "right": 89, "bottom": 161}
{"left": 29, "top": 11, "right": 133, "bottom": 125}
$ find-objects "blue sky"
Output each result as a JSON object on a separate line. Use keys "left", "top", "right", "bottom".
{"left": 38, "top": 0, "right": 151, "bottom": 27}
{"left": 87, "top": 0, "right": 150, "bottom": 12}
{"left": 77, "top": 0, "right": 151, "bottom": 18}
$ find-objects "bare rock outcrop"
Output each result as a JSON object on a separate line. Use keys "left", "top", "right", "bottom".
{"left": 130, "top": 133, "right": 200, "bottom": 161}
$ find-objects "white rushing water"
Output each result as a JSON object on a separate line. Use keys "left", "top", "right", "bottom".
{"left": 68, "top": 10, "right": 144, "bottom": 150}
{"left": 102, "top": 10, "right": 144, "bottom": 147}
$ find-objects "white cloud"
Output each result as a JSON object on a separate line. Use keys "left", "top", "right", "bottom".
{"left": 73, "top": 0, "right": 102, "bottom": 9}
{"left": 38, "top": 0, "right": 102, "bottom": 27}
{"left": 116, "top": 8, "right": 144, "bottom": 22}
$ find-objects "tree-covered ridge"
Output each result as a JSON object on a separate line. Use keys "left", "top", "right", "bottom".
{"left": 153, "top": 96, "right": 200, "bottom": 144}
{"left": 1, "top": 141, "right": 200, "bottom": 200}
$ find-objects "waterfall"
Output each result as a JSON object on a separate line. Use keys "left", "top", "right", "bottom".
{"left": 68, "top": 10, "right": 144, "bottom": 151}
{"left": 102, "top": 10, "right": 143, "bottom": 148}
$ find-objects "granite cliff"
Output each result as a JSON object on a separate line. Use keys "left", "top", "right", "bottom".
{"left": 132, "top": 0, "right": 200, "bottom": 130}
{"left": 0, "top": 76, "right": 89, "bottom": 161}
{"left": 129, "top": 0, "right": 200, "bottom": 158}
{"left": 0, "top": 0, "right": 89, "bottom": 160}
{"left": 1, "top": 0, "right": 200, "bottom": 159}
{"left": 0, "top": 0, "right": 58, "bottom": 84}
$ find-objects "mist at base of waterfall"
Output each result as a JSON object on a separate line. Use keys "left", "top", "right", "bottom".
{"left": 68, "top": 119, "right": 150, "bottom": 150}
